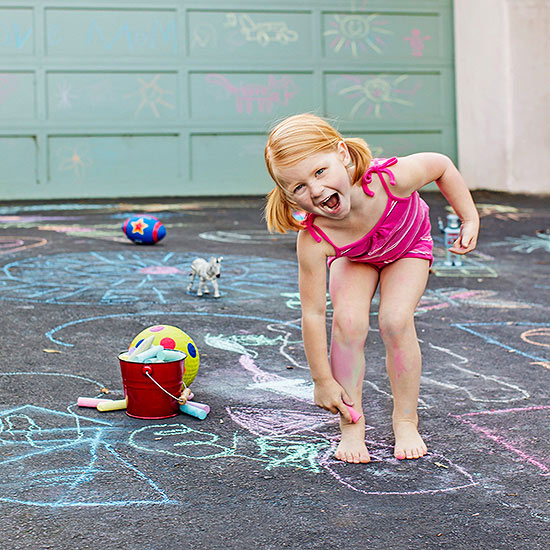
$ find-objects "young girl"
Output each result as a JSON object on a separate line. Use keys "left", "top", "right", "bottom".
{"left": 264, "top": 113, "right": 479, "bottom": 464}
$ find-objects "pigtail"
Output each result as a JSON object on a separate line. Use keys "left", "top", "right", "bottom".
{"left": 264, "top": 187, "right": 303, "bottom": 234}
{"left": 344, "top": 137, "right": 372, "bottom": 185}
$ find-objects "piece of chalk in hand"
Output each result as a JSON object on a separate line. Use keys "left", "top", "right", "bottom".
{"left": 344, "top": 403, "right": 362, "bottom": 423}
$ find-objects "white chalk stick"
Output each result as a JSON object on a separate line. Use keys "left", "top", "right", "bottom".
{"left": 133, "top": 345, "right": 164, "bottom": 362}
{"left": 128, "top": 335, "right": 155, "bottom": 359}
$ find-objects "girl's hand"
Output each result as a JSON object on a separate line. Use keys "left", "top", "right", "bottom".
{"left": 313, "top": 378, "right": 354, "bottom": 422}
{"left": 449, "top": 220, "right": 479, "bottom": 255}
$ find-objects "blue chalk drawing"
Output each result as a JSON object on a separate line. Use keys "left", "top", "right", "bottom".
{"left": 0, "top": 405, "right": 174, "bottom": 507}
{"left": 45, "top": 310, "right": 301, "bottom": 348}
{"left": 0, "top": 252, "right": 297, "bottom": 305}
{"left": 453, "top": 322, "right": 550, "bottom": 364}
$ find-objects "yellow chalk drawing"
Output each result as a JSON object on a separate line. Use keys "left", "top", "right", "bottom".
{"left": 57, "top": 147, "right": 93, "bottom": 178}
{"left": 521, "top": 328, "right": 550, "bottom": 348}
{"left": 127, "top": 75, "right": 175, "bottom": 118}
{"left": 338, "top": 75, "right": 415, "bottom": 118}
{"left": 324, "top": 13, "right": 393, "bottom": 56}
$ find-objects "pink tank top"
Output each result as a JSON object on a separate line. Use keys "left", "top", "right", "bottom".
{"left": 303, "top": 157, "right": 433, "bottom": 268}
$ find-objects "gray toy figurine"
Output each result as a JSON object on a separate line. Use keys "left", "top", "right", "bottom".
{"left": 438, "top": 213, "right": 463, "bottom": 266}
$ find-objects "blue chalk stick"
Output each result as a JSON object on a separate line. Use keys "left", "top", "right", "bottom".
{"left": 180, "top": 403, "right": 207, "bottom": 420}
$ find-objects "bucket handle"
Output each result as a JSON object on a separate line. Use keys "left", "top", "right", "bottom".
{"left": 142, "top": 366, "right": 188, "bottom": 405}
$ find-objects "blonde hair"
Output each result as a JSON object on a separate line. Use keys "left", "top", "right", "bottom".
{"left": 264, "top": 113, "right": 372, "bottom": 233}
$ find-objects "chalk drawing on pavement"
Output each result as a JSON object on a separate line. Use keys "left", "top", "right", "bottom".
{"left": 453, "top": 321, "right": 550, "bottom": 371}
{"left": 199, "top": 229, "right": 296, "bottom": 244}
{"left": 0, "top": 398, "right": 174, "bottom": 508}
{"left": 0, "top": 236, "right": 48, "bottom": 255}
{"left": 0, "top": 252, "right": 297, "bottom": 305}
{"left": 450, "top": 406, "right": 550, "bottom": 477}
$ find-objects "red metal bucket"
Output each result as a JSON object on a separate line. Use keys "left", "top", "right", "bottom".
{"left": 118, "top": 351, "right": 186, "bottom": 419}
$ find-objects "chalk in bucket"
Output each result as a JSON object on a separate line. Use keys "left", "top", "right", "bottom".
{"left": 118, "top": 350, "right": 186, "bottom": 419}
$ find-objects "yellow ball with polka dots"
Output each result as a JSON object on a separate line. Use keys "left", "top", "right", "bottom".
{"left": 129, "top": 325, "right": 200, "bottom": 387}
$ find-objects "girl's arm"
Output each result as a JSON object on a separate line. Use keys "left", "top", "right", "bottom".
{"left": 296, "top": 231, "right": 353, "bottom": 421}
{"left": 395, "top": 152, "right": 480, "bottom": 254}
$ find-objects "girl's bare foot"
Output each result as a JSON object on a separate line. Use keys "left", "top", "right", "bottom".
{"left": 334, "top": 420, "right": 370, "bottom": 463}
{"left": 393, "top": 419, "right": 427, "bottom": 460}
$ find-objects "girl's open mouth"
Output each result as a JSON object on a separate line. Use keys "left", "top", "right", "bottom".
{"left": 321, "top": 193, "right": 340, "bottom": 210}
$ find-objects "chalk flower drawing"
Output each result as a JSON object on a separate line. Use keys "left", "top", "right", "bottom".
{"left": 126, "top": 75, "right": 175, "bottom": 118}
{"left": 324, "top": 13, "right": 393, "bottom": 56}
{"left": 337, "top": 74, "right": 418, "bottom": 118}
{"left": 225, "top": 13, "right": 298, "bottom": 46}
{"left": 56, "top": 147, "right": 93, "bottom": 178}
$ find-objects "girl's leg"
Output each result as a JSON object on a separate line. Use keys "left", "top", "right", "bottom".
{"left": 329, "top": 258, "right": 379, "bottom": 463}
{"left": 378, "top": 258, "right": 430, "bottom": 459}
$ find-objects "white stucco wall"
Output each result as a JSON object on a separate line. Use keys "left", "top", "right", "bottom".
{"left": 454, "top": 0, "right": 550, "bottom": 194}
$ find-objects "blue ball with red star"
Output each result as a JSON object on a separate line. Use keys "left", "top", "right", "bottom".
{"left": 122, "top": 215, "right": 166, "bottom": 244}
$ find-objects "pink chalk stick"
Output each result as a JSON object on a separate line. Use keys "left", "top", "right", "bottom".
{"left": 344, "top": 403, "right": 362, "bottom": 423}
{"left": 187, "top": 400, "right": 210, "bottom": 414}
{"left": 77, "top": 397, "right": 110, "bottom": 408}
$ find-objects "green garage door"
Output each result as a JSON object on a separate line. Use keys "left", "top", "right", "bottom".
{"left": 0, "top": 0, "right": 455, "bottom": 200}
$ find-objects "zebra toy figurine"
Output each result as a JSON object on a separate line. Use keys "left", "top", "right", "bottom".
{"left": 187, "top": 256, "right": 223, "bottom": 298}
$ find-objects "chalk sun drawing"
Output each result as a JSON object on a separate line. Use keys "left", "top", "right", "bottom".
{"left": 324, "top": 13, "right": 393, "bottom": 56}
{"left": 337, "top": 74, "right": 418, "bottom": 118}
{"left": 126, "top": 75, "right": 175, "bottom": 118}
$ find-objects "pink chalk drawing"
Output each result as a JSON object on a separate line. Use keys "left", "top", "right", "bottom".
{"left": 404, "top": 29, "right": 431, "bottom": 57}
{"left": 138, "top": 266, "right": 184, "bottom": 275}
{"left": 205, "top": 74, "right": 298, "bottom": 115}
{"left": 231, "top": 354, "right": 477, "bottom": 495}
{"left": 451, "top": 406, "right": 550, "bottom": 476}
{"left": 0, "top": 236, "right": 47, "bottom": 255}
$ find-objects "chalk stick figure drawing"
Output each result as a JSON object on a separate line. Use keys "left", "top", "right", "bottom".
{"left": 404, "top": 29, "right": 431, "bottom": 57}
{"left": 187, "top": 256, "right": 223, "bottom": 298}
